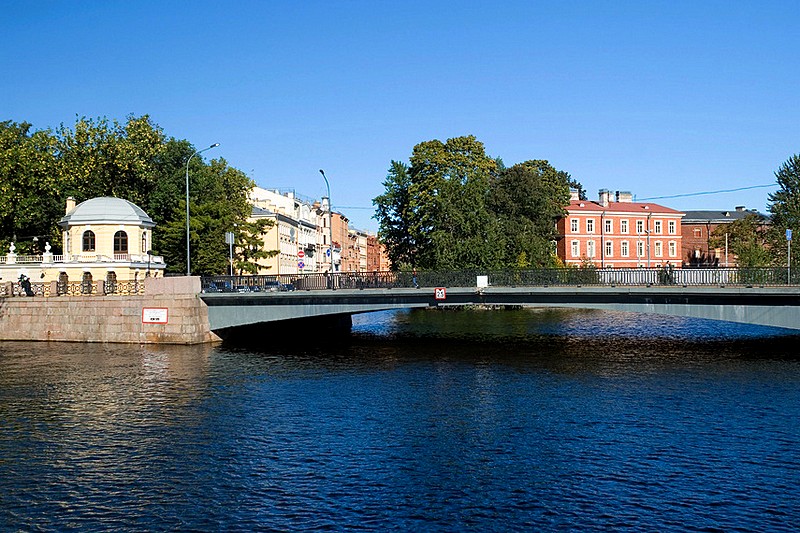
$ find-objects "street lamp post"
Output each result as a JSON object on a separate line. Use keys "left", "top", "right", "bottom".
{"left": 319, "top": 169, "right": 334, "bottom": 273}
{"left": 185, "top": 143, "right": 219, "bottom": 276}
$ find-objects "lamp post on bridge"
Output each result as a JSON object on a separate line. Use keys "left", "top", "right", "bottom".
{"left": 185, "top": 142, "right": 219, "bottom": 276}
{"left": 319, "top": 169, "right": 334, "bottom": 274}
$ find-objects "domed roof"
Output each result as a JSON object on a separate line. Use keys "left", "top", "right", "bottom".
{"left": 59, "top": 197, "right": 155, "bottom": 227}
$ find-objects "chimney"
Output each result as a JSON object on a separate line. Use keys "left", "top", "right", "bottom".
{"left": 735, "top": 205, "right": 746, "bottom": 212}
{"left": 616, "top": 191, "right": 633, "bottom": 203}
{"left": 598, "top": 189, "right": 611, "bottom": 207}
{"left": 66, "top": 196, "right": 76, "bottom": 214}
{"left": 569, "top": 188, "right": 580, "bottom": 201}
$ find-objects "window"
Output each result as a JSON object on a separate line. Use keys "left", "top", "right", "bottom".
{"left": 620, "top": 220, "right": 629, "bottom": 234}
{"left": 654, "top": 220, "right": 662, "bottom": 234}
{"left": 587, "top": 240, "right": 596, "bottom": 258}
{"left": 605, "top": 240, "right": 613, "bottom": 257}
{"left": 571, "top": 219, "right": 579, "bottom": 233}
{"left": 82, "top": 230, "right": 95, "bottom": 252}
{"left": 114, "top": 231, "right": 128, "bottom": 254}
{"left": 669, "top": 241, "right": 677, "bottom": 257}
{"left": 668, "top": 220, "right": 676, "bottom": 235}
{"left": 604, "top": 219, "right": 612, "bottom": 233}
{"left": 571, "top": 240, "right": 579, "bottom": 257}
{"left": 636, "top": 220, "right": 644, "bottom": 234}
{"left": 621, "top": 241, "right": 629, "bottom": 257}
{"left": 141, "top": 231, "right": 147, "bottom": 253}
{"left": 637, "top": 241, "right": 644, "bottom": 257}
{"left": 694, "top": 228, "right": 702, "bottom": 238}
{"left": 587, "top": 219, "right": 595, "bottom": 233}
{"left": 655, "top": 241, "right": 663, "bottom": 257}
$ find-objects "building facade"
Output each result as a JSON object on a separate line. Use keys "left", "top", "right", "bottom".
{"left": 557, "top": 189, "right": 684, "bottom": 268}
{"left": 681, "top": 207, "right": 769, "bottom": 267}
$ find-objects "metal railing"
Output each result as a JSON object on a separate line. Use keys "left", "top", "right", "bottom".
{"left": 200, "top": 267, "right": 800, "bottom": 294}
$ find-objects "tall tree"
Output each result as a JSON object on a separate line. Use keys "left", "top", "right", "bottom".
{"left": 768, "top": 154, "right": 800, "bottom": 265}
{"left": 373, "top": 161, "right": 416, "bottom": 269}
{"left": 406, "top": 135, "right": 502, "bottom": 270}
{"left": 488, "top": 160, "right": 571, "bottom": 267}
{"left": 0, "top": 121, "right": 63, "bottom": 253}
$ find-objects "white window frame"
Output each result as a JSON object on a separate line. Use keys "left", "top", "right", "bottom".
{"left": 605, "top": 240, "right": 613, "bottom": 257}
{"left": 587, "top": 240, "right": 596, "bottom": 258}
{"left": 571, "top": 219, "right": 579, "bottom": 233}
{"left": 587, "top": 219, "right": 595, "bottom": 234}
{"left": 620, "top": 220, "right": 629, "bottom": 234}
{"left": 621, "top": 241, "right": 629, "bottom": 257}
{"left": 668, "top": 220, "right": 676, "bottom": 235}
{"left": 655, "top": 241, "right": 663, "bottom": 257}
{"left": 636, "top": 220, "right": 644, "bottom": 234}
{"left": 637, "top": 241, "right": 644, "bottom": 258}
{"left": 669, "top": 241, "right": 677, "bottom": 257}
{"left": 571, "top": 240, "right": 580, "bottom": 258}
{"left": 604, "top": 219, "right": 612, "bottom": 233}
{"left": 654, "top": 220, "right": 662, "bottom": 234}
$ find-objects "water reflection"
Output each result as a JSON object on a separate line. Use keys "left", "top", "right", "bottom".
{"left": 0, "top": 309, "right": 798, "bottom": 531}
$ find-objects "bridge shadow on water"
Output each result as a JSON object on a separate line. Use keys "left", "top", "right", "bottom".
{"left": 218, "top": 308, "right": 800, "bottom": 368}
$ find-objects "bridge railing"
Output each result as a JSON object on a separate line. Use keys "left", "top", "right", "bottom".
{"left": 200, "top": 267, "right": 800, "bottom": 293}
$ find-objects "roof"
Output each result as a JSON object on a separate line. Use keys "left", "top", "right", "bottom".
{"left": 682, "top": 209, "right": 769, "bottom": 224}
{"left": 566, "top": 200, "right": 684, "bottom": 215}
{"left": 58, "top": 197, "right": 155, "bottom": 228}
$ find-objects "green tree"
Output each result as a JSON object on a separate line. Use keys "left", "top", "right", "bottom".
{"left": 158, "top": 157, "right": 263, "bottom": 275}
{"left": 0, "top": 121, "right": 64, "bottom": 254}
{"left": 406, "top": 135, "right": 502, "bottom": 270}
{"left": 373, "top": 161, "right": 416, "bottom": 269}
{"left": 768, "top": 154, "right": 800, "bottom": 265}
{"left": 709, "top": 214, "right": 771, "bottom": 267}
{"left": 488, "top": 160, "right": 571, "bottom": 267}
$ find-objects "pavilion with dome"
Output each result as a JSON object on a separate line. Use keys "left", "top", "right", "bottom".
{"left": 0, "top": 196, "right": 165, "bottom": 289}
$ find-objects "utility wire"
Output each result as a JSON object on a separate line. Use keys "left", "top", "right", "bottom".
{"left": 637, "top": 184, "right": 776, "bottom": 201}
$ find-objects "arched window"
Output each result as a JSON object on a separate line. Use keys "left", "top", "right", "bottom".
{"left": 114, "top": 231, "right": 128, "bottom": 254}
{"left": 141, "top": 231, "right": 147, "bottom": 253}
{"left": 82, "top": 230, "right": 96, "bottom": 252}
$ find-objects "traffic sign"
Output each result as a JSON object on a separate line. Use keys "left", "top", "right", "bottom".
{"left": 298, "top": 250, "right": 305, "bottom": 258}
{"left": 434, "top": 287, "right": 447, "bottom": 300}
{"left": 298, "top": 261, "right": 305, "bottom": 269}
{"left": 787, "top": 229, "right": 792, "bottom": 241}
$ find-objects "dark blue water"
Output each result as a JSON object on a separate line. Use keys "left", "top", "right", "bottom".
{"left": 1, "top": 309, "right": 799, "bottom": 531}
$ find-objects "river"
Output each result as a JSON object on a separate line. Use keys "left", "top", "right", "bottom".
{"left": 1, "top": 308, "right": 799, "bottom": 531}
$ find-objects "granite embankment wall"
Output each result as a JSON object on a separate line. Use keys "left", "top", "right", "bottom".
{"left": 0, "top": 277, "right": 220, "bottom": 344}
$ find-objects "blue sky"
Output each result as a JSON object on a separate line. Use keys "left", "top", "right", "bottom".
{"left": 3, "top": 1, "right": 798, "bottom": 231}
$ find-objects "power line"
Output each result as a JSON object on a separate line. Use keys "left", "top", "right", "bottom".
{"left": 637, "top": 183, "right": 776, "bottom": 201}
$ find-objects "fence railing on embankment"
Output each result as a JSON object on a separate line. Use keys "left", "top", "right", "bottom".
{"left": 0, "top": 280, "right": 146, "bottom": 298}
{"left": 200, "top": 267, "right": 800, "bottom": 294}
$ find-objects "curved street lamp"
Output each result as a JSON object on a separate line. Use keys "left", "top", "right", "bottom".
{"left": 185, "top": 143, "right": 219, "bottom": 276}
{"left": 319, "top": 169, "right": 334, "bottom": 273}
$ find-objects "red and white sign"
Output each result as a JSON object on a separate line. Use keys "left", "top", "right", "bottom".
{"left": 298, "top": 250, "right": 305, "bottom": 259}
{"left": 142, "top": 307, "right": 168, "bottom": 324}
{"left": 434, "top": 287, "right": 447, "bottom": 300}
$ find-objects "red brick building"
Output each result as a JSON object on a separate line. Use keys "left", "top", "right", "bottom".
{"left": 681, "top": 207, "right": 769, "bottom": 267}
{"left": 557, "top": 190, "right": 684, "bottom": 268}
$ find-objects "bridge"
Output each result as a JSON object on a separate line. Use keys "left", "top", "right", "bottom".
{"left": 199, "top": 268, "right": 800, "bottom": 335}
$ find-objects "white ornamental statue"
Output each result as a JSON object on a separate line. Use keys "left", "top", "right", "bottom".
{"left": 8, "top": 242, "right": 15, "bottom": 254}
{"left": 44, "top": 242, "right": 51, "bottom": 253}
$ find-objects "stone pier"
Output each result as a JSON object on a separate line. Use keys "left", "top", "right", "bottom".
{"left": 0, "top": 277, "right": 220, "bottom": 344}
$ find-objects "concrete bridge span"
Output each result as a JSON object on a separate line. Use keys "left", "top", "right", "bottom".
{"left": 200, "top": 285, "right": 800, "bottom": 334}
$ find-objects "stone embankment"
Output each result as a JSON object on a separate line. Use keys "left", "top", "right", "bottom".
{"left": 0, "top": 277, "right": 219, "bottom": 344}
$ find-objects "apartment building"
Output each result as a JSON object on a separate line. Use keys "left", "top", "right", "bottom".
{"left": 557, "top": 189, "right": 684, "bottom": 268}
